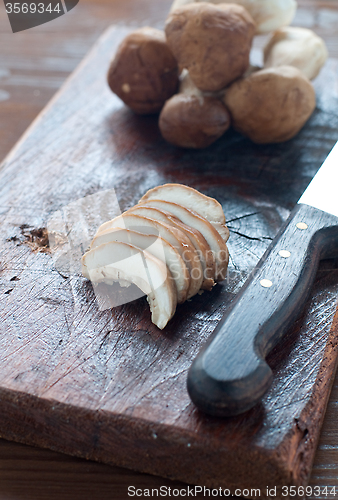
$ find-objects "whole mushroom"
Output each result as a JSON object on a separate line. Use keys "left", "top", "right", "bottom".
{"left": 223, "top": 66, "right": 316, "bottom": 144}
{"left": 107, "top": 27, "right": 179, "bottom": 114}
{"left": 169, "top": 0, "right": 297, "bottom": 35}
{"left": 264, "top": 27, "right": 328, "bottom": 81}
{"left": 159, "top": 94, "right": 231, "bottom": 149}
{"left": 159, "top": 72, "right": 231, "bottom": 149}
{"left": 165, "top": 2, "right": 255, "bottom": 92}
{"left": 158, "top": 70, "right": 230, "bottom": 148}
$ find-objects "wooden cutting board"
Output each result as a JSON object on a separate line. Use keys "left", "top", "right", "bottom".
{"left": 1, "top": 26, "right": 338, "bottom": 497}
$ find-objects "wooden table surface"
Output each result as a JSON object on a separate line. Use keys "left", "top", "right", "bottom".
{"left": 1, "top": 0, "right": 338, "bottom": 498}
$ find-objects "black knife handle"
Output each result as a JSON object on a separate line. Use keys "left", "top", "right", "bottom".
{"left": 187, "top": 204, "right": 338, "bottom": 417}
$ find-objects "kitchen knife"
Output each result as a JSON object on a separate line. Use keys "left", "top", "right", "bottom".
{"left": 187, "top": 142, "right": 338, "bottom": 417}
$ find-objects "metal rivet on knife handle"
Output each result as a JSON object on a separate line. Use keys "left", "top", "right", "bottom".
{"left": 279, "top": 250, "right": 291, "bottom": 258}
{"left": 296, "top": 222, "right": 308, "bottom": 230}
{"left": 260, "top": 279, "right": 273, "bottom": 288}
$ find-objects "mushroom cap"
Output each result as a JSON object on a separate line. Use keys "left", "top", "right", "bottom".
{"left": 159, "top": 94, "right": 231, "bottom": 148}
{"left": 91, "top": 227, "right": 190, "bottom": 304}
{"left": 81, "top": 241, "right": 177, "bottom": 329}
{"left": 138, "top": 199, "right": 229, "bottom": 282}
{"left": 107, "top": 27, "right": 179, "bottom": 114}
{"left": 223, "top": 65, "right": 316, "bottom": 144}
{"left": 169, "top": 0, "right": 297, "bottom": 35}
{"left": 264, "top": 27, "right": 328, "bottom": 81}
{"left": 165, "top": 2, "right": 255, "bottom": 92}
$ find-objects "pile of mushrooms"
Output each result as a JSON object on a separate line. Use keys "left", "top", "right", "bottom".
{"left": 82, "top": 184, "right": 229, "bottom": 329}
{"left": 107, "top": 0, "right": 328, "bottom": 147}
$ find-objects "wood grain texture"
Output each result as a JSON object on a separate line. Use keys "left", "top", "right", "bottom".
{"left": 0, "top": 20, "right": 338, "bottom": 498}
{"left": 1, "top": 1, "right": 338, "bottom": 499}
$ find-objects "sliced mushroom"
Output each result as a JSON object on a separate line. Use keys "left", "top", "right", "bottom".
{"left": 138, "top": 199, "right": 229, "bottom": 282}
{"left": 96, "top": 213, "right": 203, "bottom": 299}
{"left": 90, "top": 227, "right": 190, "bottom": 303}
{"left": 82, "top": 241, "right": 177, "bottom": 329}
{"left": 127, "top": 205, "right": 215, "bottom": 290}
{"left": 138, "top": 183, "right": 228, "bottom": 230}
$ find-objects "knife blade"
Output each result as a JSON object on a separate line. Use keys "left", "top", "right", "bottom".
{"left": 187, "top": 142, "right": 338, "bottom": 417}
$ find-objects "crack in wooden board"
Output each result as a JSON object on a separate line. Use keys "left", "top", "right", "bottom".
{"left": 0, "top": 26, "right": 338, "bottom": 496}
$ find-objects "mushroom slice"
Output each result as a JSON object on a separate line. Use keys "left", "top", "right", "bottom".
{"left": 96, "top": 214, "right": 203, "bottom": 299}
{"left": 139, "top": 199, "right": 229, "bottom": 282}
{"left": 82, "top": 241, "right": 177, "bottom": 330}
{"left": 138, "top": 183, "right": 228, "bottom": 237}
{"left": 127, "top": 205, "right": 215, "bottom": 290}
{"left": 90, "top": 228, "right": 190, "bottom": 303}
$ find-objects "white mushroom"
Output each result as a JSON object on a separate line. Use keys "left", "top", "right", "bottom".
{"left": 96, "top": 213, "right": 203, "bottom": 299}
{"left": 82, "top": 241, "right": 177, "bottom": 329}
{"left": 90, "top": 228, "right": 190, "bottom": 303}
{"left": 138, "top": 184, "right": 229, "bottom": 239}
{"left": 138, "top": 199, "right": 229, "bottom": 281}
{"left": 127, "top": 205, "right": 215, "bottom": 290}
{"left": 169, "top": 0, "right": 297, "bottom": 35}
{"left": 264, "top": 27, "right": 328, "bottom": 81}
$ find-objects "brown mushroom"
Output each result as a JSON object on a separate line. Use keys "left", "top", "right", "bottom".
{"left": 107, "top": 27, "right": 179, "bottom": 114}
{"left": 165, "top": 2, "right": 255, "bottom": 92}
{"left": 159, "top": 93, "right": 231, "bottom": 148}
{"left": 169, "top": 0, "right": 297, "bottom": 35}
{"left": 223, "top": 65, "right": 316, "bottom": 144}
